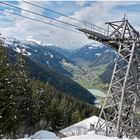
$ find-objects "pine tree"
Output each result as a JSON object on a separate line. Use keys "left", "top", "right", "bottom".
{"left": 59, "top": 97, "right": 71, "bottom": 127}
{"left": 13, "top": 49, "right": 34, "bottom": 137}
{"left": 48, "top": 97, "right": 64, "bottom": 131}
{"left": 71, "top": 110, "right": 81, "bottom": 124}
{"left": 31, "top": 80, "right": 50, "bottom": 130}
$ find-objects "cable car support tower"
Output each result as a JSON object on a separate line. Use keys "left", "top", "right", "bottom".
{"left": 77, "top": 17, "right": 140, "bottom": 138}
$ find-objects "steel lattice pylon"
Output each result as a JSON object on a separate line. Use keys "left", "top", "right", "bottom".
{"left": 77, "top": 18, "right": 140, "bottom": 138}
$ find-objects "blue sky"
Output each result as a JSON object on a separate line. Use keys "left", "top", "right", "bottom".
{"left": 1, "top": 1, "right": 140, "bottom": 48}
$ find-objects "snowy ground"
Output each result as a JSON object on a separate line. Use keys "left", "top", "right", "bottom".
{"left": 22, "top": 116, "right": 139, "bottom": 140}
{"left": 29, "top": 130, "right": 58, "bottom": 139}
{"left": 21, "top": 130, "right": 59, "bottom": 139}
{"left": 24, "top": 130, "right": 139, "bottom": 140}
{"left": 59, "top": 116, "right": 99, "bottom": 136}
{"left": 61, "top": 131, "right": 139, "bottom": 140}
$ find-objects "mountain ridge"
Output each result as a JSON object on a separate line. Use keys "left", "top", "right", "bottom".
{"left": 1, "top": 33, "right": 116, "bottom": 95}
{"left": 1, "top": 35, "right": 96, "bottom": 104}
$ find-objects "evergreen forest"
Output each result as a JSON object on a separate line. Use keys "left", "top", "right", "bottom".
{"left": 0, "top": 44, "right": 99, "bottom": 138}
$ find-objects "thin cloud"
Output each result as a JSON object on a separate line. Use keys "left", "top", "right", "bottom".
{"left": 1, "top": 1, "right": 140, "bottom": 48}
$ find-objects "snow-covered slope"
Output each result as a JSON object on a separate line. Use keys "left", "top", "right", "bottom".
{"left": 59, "top": 116, "right": 99, "bottom": 136}
{"left": 0, "top": 34, "right": 77, "bottom": 77}
{"left": 61, "top": 131, "right": 139, "bottom": 140}
{"left": 23, "top": 130, "right": 139, "bottom": 140}
{"left": 25, "top": 117, "right": 139, "bottom": 140}
{"left": 60, "top": 115, "right": 139, "bottom": 140}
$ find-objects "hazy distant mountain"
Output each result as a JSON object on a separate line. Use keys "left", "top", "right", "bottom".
{"left": 70, "top": 43, "right": 116, "bottom": 67}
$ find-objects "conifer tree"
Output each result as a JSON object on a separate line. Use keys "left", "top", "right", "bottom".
{"left": 48, "top": 97, "right": 64, "bottom": 131}
{"left": 59, "top": 97, "right": 71, "bottom": 127}
{"left": 71, "top": 110, "right": 81, "bottom": 123}
{"left": 13, "top": 48, "right": 34, "bottom": 136}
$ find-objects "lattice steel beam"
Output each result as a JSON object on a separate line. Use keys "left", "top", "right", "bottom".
{"left": 77, "top": 18, "right": 140, "bottom": 138}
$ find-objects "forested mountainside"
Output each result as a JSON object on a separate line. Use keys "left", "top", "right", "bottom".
{"left": 1, "top": 34, "right": 116, "bottom": 90}
{"left": 0, "top": 44, "right": 99, "bottom": 138}
{"left": 6, "top": 47, "right": 96, "bottom": 105}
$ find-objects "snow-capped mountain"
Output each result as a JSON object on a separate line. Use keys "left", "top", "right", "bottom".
{"left": 71, "top": 43, "right": 116, "bottom": 67}
{"left": 0, "top": 33, "right": 97, "bottom": 105}
{"left": 0, "top": 34, "right": 77, "bottom": 77}
{"left": 0, "top": 33, "right": 116, "bottom": 90}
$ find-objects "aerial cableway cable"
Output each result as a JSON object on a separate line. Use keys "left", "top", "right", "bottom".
{"left": 22, "top": 0, "right": 86, "bottom": 24}
{"left": 0, "top": 1, "right": 81, "bottom": 29}
{"left": 0, "top": 8, "right": 82, "bottom": 34}
{"left": 22, "top": 0, "right": 106, "bottom": 31}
